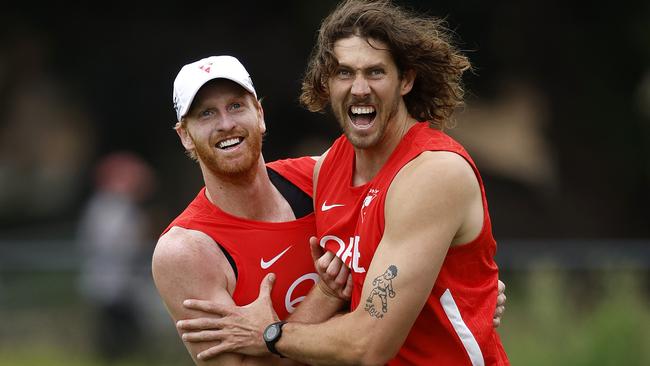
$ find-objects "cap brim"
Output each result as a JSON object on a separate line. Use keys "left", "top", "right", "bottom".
{"left": 178, "top": 75, "right": 257, "bottom": 120}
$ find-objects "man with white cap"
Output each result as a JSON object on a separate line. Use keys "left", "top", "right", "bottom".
{"left": 152, "top": 55, "right": 352, "bottom": 365}
{"left": 152, "top": 55, "right": 506, "bottom": 365}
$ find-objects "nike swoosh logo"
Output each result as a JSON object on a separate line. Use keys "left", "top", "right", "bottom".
{"left": 321, "top": 202, "right": 345, "bottom": 211}
{"left": 260, "top": 246, "right": 292, "bottom": 270}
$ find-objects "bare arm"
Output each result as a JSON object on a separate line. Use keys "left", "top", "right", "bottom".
{"left": 152, "top": 227, "right": 292, "bottom": 366}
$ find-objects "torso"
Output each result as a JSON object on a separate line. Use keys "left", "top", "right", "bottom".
{"left": 162, "top": 157, "right": 318, "bottom": 319}
{"left": 315, "top": 123, "right": 509, "bottom": 365}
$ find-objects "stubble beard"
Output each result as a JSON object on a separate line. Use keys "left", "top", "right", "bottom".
{"left": 334, "top": 91, "right": 402, "bottom": 150}
{"left": 192, "top": 129, "right": 263, "bottom": 180}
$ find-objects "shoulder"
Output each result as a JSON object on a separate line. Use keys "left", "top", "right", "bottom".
{"left": 313, "top": 148, "right": 331, "bottom": 192}
{"left": 387, "top": 151, "right": 479, "bottom": 222}
{"left": 153, "top": 226, "right": 216, "bottom": 267}
{"left": 267, "top": 156, "right": 319, "bottom": 196}
{"left": 394, "top": 151, "right": 477, "bottom": 194}
{"left": 267, "top": 156, "right": 317, "bottom": 172}
{"left": 152, "top": 226, "right": 235, "bottom": 295}
{"left": 313, "top": 149, "right": 330, "bottom": 176}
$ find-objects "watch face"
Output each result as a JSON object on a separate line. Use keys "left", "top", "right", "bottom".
{"left": 265, "top": 325, "right": 279, "bottom": 340}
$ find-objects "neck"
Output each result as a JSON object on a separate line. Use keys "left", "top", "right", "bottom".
{"left": 201, "top": 157, "right": 295, "bottom": 222}
{"left": 352, "top": 108, "right": 418, "bottom": 186}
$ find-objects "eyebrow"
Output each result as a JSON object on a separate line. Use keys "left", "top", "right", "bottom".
{"left": 196, "top": 90, "right": 250, "bottom": 108}
{"left": 336, "top": 61, "right": 388, "bottom": 70}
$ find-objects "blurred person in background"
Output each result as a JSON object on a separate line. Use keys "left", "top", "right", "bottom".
{"left": 0, "top": 24, "right": 95, "bottom": 223}
{"left": 77, "top": 151, "right": 156, "bottom": 362}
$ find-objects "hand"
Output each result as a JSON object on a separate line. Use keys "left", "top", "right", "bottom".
{"left": 310, "top": 236, "right": 353, "bottom": 300}
{"left": 177, "top": 273, "right": 279, "bottom": 360}
{"left": 493, "top": 279, "right": 506, "bottom": 328}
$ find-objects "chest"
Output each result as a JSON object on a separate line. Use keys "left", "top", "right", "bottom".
{"left": 210, "top": 218, "right": 318, "bottom": 320}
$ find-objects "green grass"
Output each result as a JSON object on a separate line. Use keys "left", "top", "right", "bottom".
{"left": 0, "top": 348, "right": 130, "bottom": 366}
{"left": 498, "top": 268, "right": 650, "bottom": 366}
{"left": 0, "top": 268, "right": 648, "bottom": 365}
{"left": 0, "top": 336, "right": 190, "bottom": 366}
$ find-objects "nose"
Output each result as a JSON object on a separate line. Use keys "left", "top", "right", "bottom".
{"left": 214, "top": 113, "right": 237, "bottom": 132}
{"left": 351, "top": 74, "right": 370, "bottom": 98}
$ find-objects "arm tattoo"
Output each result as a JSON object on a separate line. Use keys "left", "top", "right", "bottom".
{"left": 364, "top": 265, "right": 398, "bottom": 319}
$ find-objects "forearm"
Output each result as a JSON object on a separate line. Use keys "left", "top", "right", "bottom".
{"left": 275, "top": 311, "right": 383, "bottom": 366}
{"left": 287, "top": 282, "right": 347, "bottom": 323}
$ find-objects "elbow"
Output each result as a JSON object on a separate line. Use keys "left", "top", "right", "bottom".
{"left": 358, "top": 347, "right": 398, "bottom": 366}
{"left": 348, "top": 336, "right": 399, "bottom": 366}
{"left": 337, "top": 312, "right": 402, "bottom": 366}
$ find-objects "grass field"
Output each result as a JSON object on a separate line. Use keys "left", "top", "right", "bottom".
{"left": 0, "top": 268, "right": 648, "bottom": 365}
{"left": 498, "top": 268, "right": 650, "bottom": 365}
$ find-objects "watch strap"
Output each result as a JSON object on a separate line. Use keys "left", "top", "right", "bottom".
{"left": 265, "top": 321, "right": 287, "bottom": 357}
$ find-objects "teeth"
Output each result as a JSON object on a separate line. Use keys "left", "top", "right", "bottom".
{"left": 350, "top": 106, "right": 375, "bottom": 115}
{"left": 217, "top": 137, "right": 242, "bottom": 149}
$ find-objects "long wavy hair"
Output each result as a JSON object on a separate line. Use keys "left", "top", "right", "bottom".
{"left": 300, "top": 0, "right": 471, "bottom": 129}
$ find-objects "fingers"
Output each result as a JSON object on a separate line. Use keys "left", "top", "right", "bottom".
{"left": 492, "top": 317, "right": 501, "bottom": 328}
{"left": 309, "top": 236, "right": 323, "bottom": 263}
{"left": 317, "top": 251, "right": 336, "bottom": 276}
{"left": 311, "top": 237, "right": 352, "bottom": 299}
{"left": 197, "top": 343, "right": 232, "bottom": 361}
{"left": 496, "top": 292, "right": 507, "bottom": 307}
{"left": 333, "top": 261, "right": 349, "bottom": 286}
{"left": 258, "top": 273, "right": 276, "bottom": 299}
{"left": 183, "top": 299, "right": 230, "bottom": 315}
{"left": 496, "top": 279, "right": 506, "bottom": 307}
{"left": 342, "top": 273, "right": 353, "bottom": 299}
{"left": 326, "top": 255, "right": 343, "bottom": 277}
{"left": 493, "top": 280, "right": 506, "bottom": 328}
{"left": 494, "top": 303, "right": 505, "bottom": 317}
{"left": 181, "top": 329, "right": 223, "bottom": 342}
{"left": 493, "top": 304, "right": 505, "bottom": 328}
{"left": 177, "top": 317, "right": 223, "bottom": 331}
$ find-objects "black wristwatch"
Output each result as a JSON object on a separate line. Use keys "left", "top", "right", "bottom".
{"left": 263, "top": 321, "right": 287, "bottom": 357}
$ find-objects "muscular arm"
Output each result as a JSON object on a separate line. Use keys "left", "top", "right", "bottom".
{"left": 152, "top": 227, "right": 290, "bottom": 366}
{"left": 274, "top": 151, "right": 483, "bottom": 365}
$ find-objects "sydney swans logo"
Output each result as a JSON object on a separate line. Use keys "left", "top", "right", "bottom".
{"left": 361, "top": 188, "right": 379, "bottom": 223}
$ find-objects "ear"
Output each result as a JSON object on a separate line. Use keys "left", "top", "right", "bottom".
{"left": 256, "top": 100, "right": 266, "bottom": 134}
{"left": 175, "top": 122, "right": 195, "bottom": 151}
{"left": 400, "top": 69, "right": 416, "bottom": 96}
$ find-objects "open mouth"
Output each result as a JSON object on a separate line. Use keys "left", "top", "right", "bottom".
{"left": 216, "top": 137, "right": 243, "bottom": 150}
{"left": 348, "top": 105, "right": 376, "bottom": 128}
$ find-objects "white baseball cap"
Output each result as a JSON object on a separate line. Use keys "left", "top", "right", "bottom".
{"left": 172, "top": 55, "right": 257, "bottom": 121}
